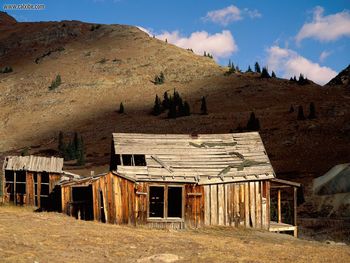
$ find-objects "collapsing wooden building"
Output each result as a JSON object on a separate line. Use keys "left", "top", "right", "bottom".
{"left": 1, "top": 155, "right": 64, "bottom": 210}
{"left": 61, "top": 132, "right": 279, "bottom": 230}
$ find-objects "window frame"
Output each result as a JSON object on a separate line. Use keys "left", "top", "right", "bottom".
{"left": 147, "top": 184, "right": 184, "bottom": 222}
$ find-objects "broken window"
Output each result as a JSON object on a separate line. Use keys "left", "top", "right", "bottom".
{"left": 168, "top": 187, "right": 182, "bottom": 218}
{"left": 149, "top": 186, "right": 164, "bottom": 218}
{"left": 134, "top": 155, "right": 146, "bottom": 166}
{"left": 122, "top": 154, "right": 133, "bottom": 166}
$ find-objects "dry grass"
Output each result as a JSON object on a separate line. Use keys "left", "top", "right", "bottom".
{"left": 0, "top": 205, "right": 349, "bottom": 263}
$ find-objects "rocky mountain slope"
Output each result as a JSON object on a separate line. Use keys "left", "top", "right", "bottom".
{"left": 327, "top": 64, "right": 350, "bottom": 87}
{"left": 0, "top": 13, "right": 350, "bottom": 185}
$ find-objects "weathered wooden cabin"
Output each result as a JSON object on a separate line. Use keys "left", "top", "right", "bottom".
{"left": 2, "top": 155, "right": 64, "bottom": 210}
{"left": 62, "top": 132, "right": 280, "bottom": 230}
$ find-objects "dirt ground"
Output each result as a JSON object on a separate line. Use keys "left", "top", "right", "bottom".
{"left": 0, "top": 206, "right": 349, "bottom": 263}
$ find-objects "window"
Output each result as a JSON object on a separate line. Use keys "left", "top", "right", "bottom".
{"left": 168, "top": 187, "right": 182, "bottom": 218}
{"left": 122, "top": 154, "right": 133, "bottom": 166}
{"left": 134, "top": 155, "right": 146, "bottom": 166}
{"left": 149, "top": 186, "right": 164, "bottom": 217}
{"left": 148, "top": 185, "right": 183, "bottom": 219}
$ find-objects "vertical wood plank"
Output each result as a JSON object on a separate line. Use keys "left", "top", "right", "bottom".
{"left": 204, "top": 185, "right": 210, "bottom": 225}
{"left": 255, "top": 182, "right": 261, "bottom": 229}
{"left": 261, "top": 182, "right": 267, "bottom": 229}
{"left": 210, "top": 185, "right": 218, "bottom": 225}
{"left": 218, "top": 184, "right": 224, "bottom": 225}
{"left": 266, "top": 181, "right": 271, "bottom": 229}
{"left": 249, "top": 182, "right": 256, "bottom": 228}
{"left": 244, "top": 183, "right": 249, "bottom": 227}
{"left": 277, "top": 189, "right": 281, "bottom": 223}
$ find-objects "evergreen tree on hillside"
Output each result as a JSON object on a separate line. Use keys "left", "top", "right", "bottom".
{"left": 118, "top": 102, "right": 124, "bottom": 114}
{"left": 58, "top": 131, "right": 65, "bottom": 157}
{"left": 261, "top": 67, "right": 271, "bottom": 78}
{"left": 183, "top": 101, "right": 191, "bottom": 116}
{"left": 297, "top": 105, "right": 306, "bottom": 120}
{"left": 289, "top": 105, "right": 294, "bottom": 113}
{"left": 162, "top": 91, "right": 170, "bottom": 110}
{"left": 246, "top": 65, "right": 253, "bottom": 73}
{"left": 167, "top": 98, "right": 177, "bottom": 118}
{"left": 271, "top": 71, "right": 276, "bottom": 78}
{"left": 152, "top": 94, "right": 162, "bottom": 116}
{"left": 76, "top": 136, "right": 85, "bottom": 166}
{"left": 308, "top": 102, "right": 316, "bottom": 119}
{"left": 246, "top": 112, "right": 260, "bottom": 131}
{"left": 254, "top": 62, "right": 261, "bottom": 73}
{"left": 200, "top": 96, "right": 208, "bottom": 115}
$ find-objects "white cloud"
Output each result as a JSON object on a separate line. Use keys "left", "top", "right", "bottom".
{"left": 319, "top": 50, "right": 332, "bottom": 62}
{"left": 267, "top": 45, "right": 337, "bottom": 85}
{"left": 138, "top": 27, "right": 238, "bottom": 60}
{"left": 204, "top": 5, "right": 261, "bottom": 26}
{"left": 296, "top": 6, "right": 350, "bottom": 43}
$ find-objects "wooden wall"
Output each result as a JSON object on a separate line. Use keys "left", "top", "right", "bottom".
{"left": 204, "top": 181, "right": 270, "bottom": 229}
{"left": 3, "top": 171, "right": 61, "bottom": 208}
{"left": 61, "top": 173, "right": 270, "bottom": 230}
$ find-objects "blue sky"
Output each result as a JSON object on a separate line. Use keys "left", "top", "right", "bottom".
{"left": 3, "top": 0, "right": 350, "bottom": 85}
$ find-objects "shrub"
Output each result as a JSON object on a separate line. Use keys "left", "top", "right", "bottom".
{"left": 154, "top": 72, "right": 165, "bottom": 85}
{"left": 0, "top": 66, "right": 13, "bottom": 73}
{"left": 49, "top": 75, "right": 62, "bottom": 90}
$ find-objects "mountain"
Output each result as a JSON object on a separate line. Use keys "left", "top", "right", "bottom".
{"left": 0, "top": 11, "right": 17, "bottom": 26}
{"left": 327, "top": 64, "right": 350, "bottom": 87}
{"left": 1, "top": 13, "right": 350, "bottom": 186}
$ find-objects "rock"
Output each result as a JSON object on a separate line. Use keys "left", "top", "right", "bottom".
{"left": 137, "top": 254, "right": 181, "bottom": 263}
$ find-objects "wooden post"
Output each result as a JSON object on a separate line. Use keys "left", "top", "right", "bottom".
{"left": 293, "top": 187, "right": 298, "bottom": 237}
{"left": 14, "top": 171, "right": 17, "bottom": 205}
{"left": 277, "top": 189, "right": 281, "bottom": 223}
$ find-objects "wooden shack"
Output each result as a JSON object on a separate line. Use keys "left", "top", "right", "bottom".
{"left": 2, "top": 155, "right": 64, "bottom": 210}
{"left": 62, "top": 132, "right": 280, "bottom": 230}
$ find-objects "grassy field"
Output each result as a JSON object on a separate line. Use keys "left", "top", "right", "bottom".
{"left": 0, "top": 206, "right": 349, "bottom": 263}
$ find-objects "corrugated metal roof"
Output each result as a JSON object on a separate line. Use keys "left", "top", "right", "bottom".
{"left": 3, "top": 155, "right": 64, "bottom": 173}
{"left": 112, "top": 132, "right": 275, "bottom": 185}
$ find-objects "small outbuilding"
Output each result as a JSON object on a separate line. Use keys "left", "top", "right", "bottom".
{"left": 2, "top": 155, "right": 64, "bottom": 210}
{"left": 62, "top": 132, "right": 278, "bottom": 230}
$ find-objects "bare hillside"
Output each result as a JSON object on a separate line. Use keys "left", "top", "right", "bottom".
{"left": 1, "top": 13, "right": 350, "bottom": 183}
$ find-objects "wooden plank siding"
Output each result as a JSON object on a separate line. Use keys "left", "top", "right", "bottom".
{"left": 203, "top": 180, "right": 270, "bottom": 229}
{"left": 61, "top": 173, "right": 270, "bottom": 230}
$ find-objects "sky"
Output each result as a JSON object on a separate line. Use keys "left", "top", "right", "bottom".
{"left": 2, "top": 0, "right": 350, "bottom": 85}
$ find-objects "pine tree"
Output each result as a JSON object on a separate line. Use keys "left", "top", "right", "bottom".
{"left": 152, "top": 95, "right": 162, "bottom": 116}
{"left": 178, "top": 98, "right": 185, "bottom": 117}
{"left": 200, "top": 96, "right": 208, "bottom": 115}
{"left": 297, "top": 105, "right": 306, "bottom": 120}
{"left": 289, "top": 105, "right": 294, "bottom": 113}
{"left": 204, "top": 51, "right": 207, "bottom": 57}
{"left": 308, "top": 102, "right": 316, "bottom": 119}
{"left": 58, "top": 131, "right": 65, "bottom": 157}
{"left": 261, "top": 67, "right": 271, "bottom": 78}
{"left": 167, "top": 98, "right": 177, "bottom": 118}
{"left": 162, "top": 91, "right": 170, "bottom": 110}
{"left": 118, "top": 102, "right": 124, "bottom": 114}
{"left": 271, "top": 71, "right": 276, "bottom": 78}
{"left": 293, "top": 76, "right": 297, "bottom": 82}
{"left": 76, "top": 136, "right": 85, "bottom": 166}
{"left": 254, "top": 62, "right": 261, "bottom": 73}
{"left": 66, "top": 140, "right": 75, "bottom": 160}
{"left": 246, "top": 112, "right": 260, "bottom": 131}
{"left": 246, "top": 65, "right": 253, "bottom": 73}
{"left": 73, "top": 132, "right": 81, "bottom": 159}
{"left": 183, "top": 101, "right": 190, "bottom": 116}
